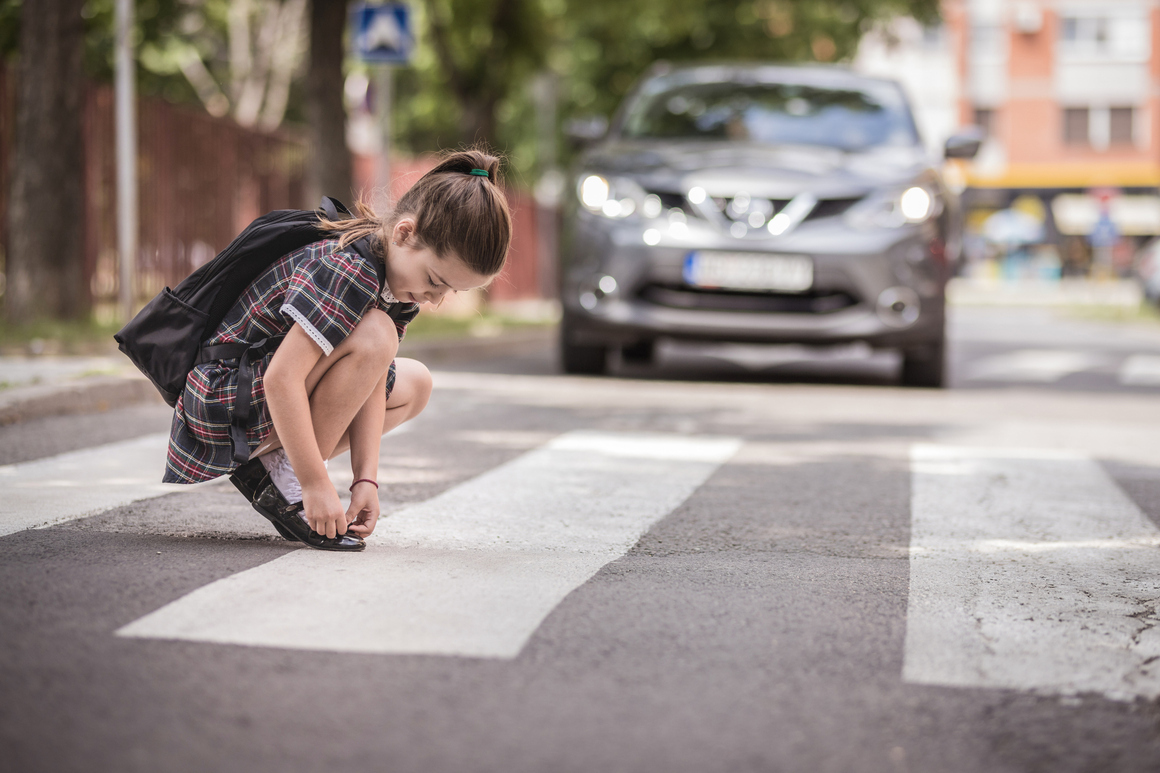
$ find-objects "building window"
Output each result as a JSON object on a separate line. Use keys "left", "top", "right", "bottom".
{"left": 1110, "top": 107, "right": 1134, "bottom": 145}
{"left": 973, "top": 108, "right": 995, "bottom": 137}
{"left": 1063, "top": 108, "right": 1090, "bottom": 145}
{"left": 1059, "top": 14, "right": 1149, "bottom": 61}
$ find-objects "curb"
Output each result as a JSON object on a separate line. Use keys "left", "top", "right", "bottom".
{"left": 399, "top": 327, "right": 555, "bottom": 363}
{"left": 0, "top": 374, "right": 164, "bottom": 426}
{"left": 0, "top": 327, "right": 557, "bottom": 427}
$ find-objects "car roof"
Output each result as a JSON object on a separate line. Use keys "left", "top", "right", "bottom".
{"left": 640, "top": 62, "right": 902, "bottom": 91}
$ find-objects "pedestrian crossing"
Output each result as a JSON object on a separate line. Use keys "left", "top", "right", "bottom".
{"left": 2, "top": 429, "right": 1159, "bottom": 699}
{"left": 117, "top": 431, "right": 742, "bottom": 657}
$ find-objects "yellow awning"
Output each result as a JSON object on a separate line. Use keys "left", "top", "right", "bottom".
{"left": 966, "top": 162, "right": 1160, "bottom": 189}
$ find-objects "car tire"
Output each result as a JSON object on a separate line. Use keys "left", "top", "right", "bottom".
{"left": 621, "top": 339, "right": 655, "bottom": 365}
{"left": 559, "top": 317, "right": 609, "bottom": 375}
{"left": 901, "top": 338, "right": 946, "bottom": 388}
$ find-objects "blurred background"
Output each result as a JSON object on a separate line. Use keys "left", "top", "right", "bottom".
{"left": 0, "top": 0, "right": 1154, "bottom": 340}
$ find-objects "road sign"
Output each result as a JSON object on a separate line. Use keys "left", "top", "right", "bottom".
{"left": 1089, "top": 212, "right": 1119, "bottom": 248}
{"left": 351, "top": 3, "right": 414, "bottom": 64}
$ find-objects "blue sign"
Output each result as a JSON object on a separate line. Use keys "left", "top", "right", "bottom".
{"left": 1089, "top": 212, "right": 1119, "bottom": 248}
{"left": 352, "top": 3, "right": 414, "bottom": 64}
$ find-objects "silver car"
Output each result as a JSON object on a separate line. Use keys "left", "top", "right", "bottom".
{"left": 558, "top": 63, "right": 981, "bottom": 387}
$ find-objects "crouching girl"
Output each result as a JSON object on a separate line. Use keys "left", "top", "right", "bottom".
{"left": 162, "top": 149, "right": 511, "bottom": 551}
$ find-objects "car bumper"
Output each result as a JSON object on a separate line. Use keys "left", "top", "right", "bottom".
{"left": 561, "top": 214, "right": 947, "bottom": 350}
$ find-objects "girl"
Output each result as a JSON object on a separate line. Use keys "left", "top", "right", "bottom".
{"left": 163, "top": 149, "right": 512, "bottom": 551}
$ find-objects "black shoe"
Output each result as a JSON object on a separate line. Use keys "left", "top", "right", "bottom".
{"left": 229, "top": 458, "right": 300, "bottom": 543}
{"left": 252, "top": 479, "right": 366, "bottom": 552}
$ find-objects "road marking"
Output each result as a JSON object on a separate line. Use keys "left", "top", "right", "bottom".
{"left": 964, "top": 349, "right": 1106, "bottom": 383}
{"left": 0, "top": 433, "right": 205, "bottom": 537}
{"left": 117, "top": 431, "right": 742, "bottom": 659}
{"left": 1120, "top": 354, "right": 1160, "bottom": 386}
{"left": 905, "top": 445, "right": 1160, "bottom": 701}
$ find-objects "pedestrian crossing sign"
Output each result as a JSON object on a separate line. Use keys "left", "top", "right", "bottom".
{"left": 351, "top": 3, "right": 414, "bottom": 64}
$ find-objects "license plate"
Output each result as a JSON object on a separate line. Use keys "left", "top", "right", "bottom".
{"left": 683, "top": 251, "right": 813, "bottom": 292}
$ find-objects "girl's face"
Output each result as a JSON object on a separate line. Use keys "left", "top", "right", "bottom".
{"left": 384, "top": 217, "right": 492, "bottom": 306}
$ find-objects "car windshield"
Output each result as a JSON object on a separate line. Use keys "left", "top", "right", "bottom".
{"left": 621, "top": 77, "right": 918, "bottom": 151}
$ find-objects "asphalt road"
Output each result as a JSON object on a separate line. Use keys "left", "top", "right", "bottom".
{"left": 2, "top": 305, "right": 1160, "bottom": 773}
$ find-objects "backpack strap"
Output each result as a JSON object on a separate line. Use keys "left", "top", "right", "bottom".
{"left": 319, "top": 196, "right": 351, "bottom": 221}
{"left": 197, "top": 336, "right": 284, "bottom": 464}
{"left": 350, "top": 235, "right": 387, "bottom": 290}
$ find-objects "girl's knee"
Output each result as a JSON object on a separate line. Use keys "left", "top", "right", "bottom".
{"left": 393, "top": 358, "right": 432, "bottom": 416}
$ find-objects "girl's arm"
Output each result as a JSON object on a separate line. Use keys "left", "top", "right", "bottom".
{"left": 263, "top": 325, "right": 347, "bottom": 537}
{"left": 344, "top": 364, "right": 388, "bottom": 536}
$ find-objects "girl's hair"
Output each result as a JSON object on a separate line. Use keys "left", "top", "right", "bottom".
{"left": 318, "top": 148, "right": 512, "bottom": 278}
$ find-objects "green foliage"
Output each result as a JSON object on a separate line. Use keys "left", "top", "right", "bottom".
{"left": 79, "top": 0, "right": 205, "bottom": 104}
{"left": 0, "top": 0, "right": 20, "bottom": 59}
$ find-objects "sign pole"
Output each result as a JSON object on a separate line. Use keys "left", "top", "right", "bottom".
{"left": 351, "top": 2, "right": 413, "bottom": 209}
{"left": 115, "top": 0, "right": 138, "bottom": 321}
{"left": 375, "top": 65, "right": 392, "bottom": 208}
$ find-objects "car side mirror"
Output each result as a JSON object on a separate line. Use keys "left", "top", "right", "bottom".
{"left": 565, "top": 115, "right": 609, "bottom": 145}
{"left": 945, "top": 127, "right": 986, "bottom": 160}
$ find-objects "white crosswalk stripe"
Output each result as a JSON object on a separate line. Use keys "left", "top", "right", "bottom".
{"left": 905, "top": 445, "right": 1160, "bottom": 701}
{"left": 1119, "top": 354, "right": 1160, "bottom": 386}
{"left": 963, "top": 349, "right": 1108, "bottom": 383}
{"left": 116, "top": 431, "right": 741, "bottom": 659}
{"left": 0, "top": 434, "right": 207, "bottom": 537}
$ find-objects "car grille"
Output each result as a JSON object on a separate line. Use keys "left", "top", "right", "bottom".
{"left": 639, "top": 283, "right": 859, "bottom": 314}
{"left": 644, "top": 190, "right": 863, "bottom": 233}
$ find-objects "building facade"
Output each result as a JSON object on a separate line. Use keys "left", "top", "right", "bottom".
{"left": 856, "top": 0, "right": 1160, "bottom": 276}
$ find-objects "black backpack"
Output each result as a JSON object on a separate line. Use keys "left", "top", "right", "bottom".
{"left": 114, "top": 196, "right": 385, "bottom": 464}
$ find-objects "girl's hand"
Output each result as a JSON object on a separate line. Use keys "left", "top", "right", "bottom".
{"left": 346, "top": 481, "right": 381, "bottom": 538}
{"left": 301, "top": 484, "right": 348, "bottom": 539}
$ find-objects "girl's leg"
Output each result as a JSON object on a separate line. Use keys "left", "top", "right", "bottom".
{"left": 324, "top": 357, "right": 432, "bottom": 459}
{"left": 250, "top": 308, "right": 399, "bottom": 460}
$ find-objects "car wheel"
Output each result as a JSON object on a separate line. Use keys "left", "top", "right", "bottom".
{"left": 901, "top": 338, "right": 946, "bottom": 388}
{"left": 559, "top": 318, "right": 608, "bottom": 375}
{"left": 621, "top": 339, "right": 655, "bottom": 365}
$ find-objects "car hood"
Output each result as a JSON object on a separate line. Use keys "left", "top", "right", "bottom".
{"left": 580, "top": 140, "right": 934, "bottom": 199}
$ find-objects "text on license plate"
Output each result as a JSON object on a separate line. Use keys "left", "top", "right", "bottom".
{"left": 683, "top": 252, "right": 813, "bottom": 293}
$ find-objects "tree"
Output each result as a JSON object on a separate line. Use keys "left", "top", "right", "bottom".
{"left": 130, "top": 0, "right": 309, "bottom": 130}
{"left": 393, "top": 0, "right": 549, "bottom": 161}
{"left": 4, "top": 0, "right": 87, "bottom": 323}
{"left": 306, "top": 0, "right": 354, "bottom": 203}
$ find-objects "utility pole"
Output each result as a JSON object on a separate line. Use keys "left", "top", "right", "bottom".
{"left": 115, "top": 0, "right": 138, "bottom": 321}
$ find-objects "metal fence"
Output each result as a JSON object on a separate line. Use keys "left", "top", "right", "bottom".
{"left": 84, "top": 85, "right": 307, "bottom": 311}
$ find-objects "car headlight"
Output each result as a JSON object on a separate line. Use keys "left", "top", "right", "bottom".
{"left": 577, "top": 174, "right": 648, "bottom": 219}
{"left": 846, "top": 184, "right": 941, "bottom": 229}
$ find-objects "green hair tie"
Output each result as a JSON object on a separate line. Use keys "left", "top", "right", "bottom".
{"left": 469, "top": 168, "right": 489, "bottom": 177}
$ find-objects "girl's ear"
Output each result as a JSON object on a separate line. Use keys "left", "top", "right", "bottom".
{"left": 392, "top": 217, "right": 417, "bottom": 245}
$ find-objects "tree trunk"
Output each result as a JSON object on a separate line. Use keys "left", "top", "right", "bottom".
{"left": 459, "top": 96, "right": 499, "bottom": 149}
{"left": 5, "top": 0, "right": 88, "bottom": 323}
{"left": 306, "top": 0, "right": 353, "bottom": 207}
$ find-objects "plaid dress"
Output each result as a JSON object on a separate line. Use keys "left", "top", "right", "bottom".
{"left": 163, "top": 238, "right": 419, "bottom": 484}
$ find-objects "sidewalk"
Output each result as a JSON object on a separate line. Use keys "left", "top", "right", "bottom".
{"left": 947, "top": 277, "right": 1144, "bottom": 307}
{"left": 0, "top": 327, "right": 555, "bottom": 426}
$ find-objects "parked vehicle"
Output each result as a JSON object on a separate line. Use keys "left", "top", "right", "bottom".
{"left": 558, "top": 63, "right": 982, "bottom": 386}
